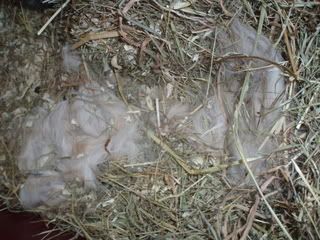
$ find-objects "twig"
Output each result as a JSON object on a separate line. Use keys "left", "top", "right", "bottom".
{"left": 122, "top": 0, "right": 139, "bottom": 14}
{"left": 219, "top": 0, "right": 233, "bottom": 17}
{"left": 147, "top": 130, "right": 260, "bottom": 175}
{"left": 283, "top": 29, "right": 298, "bottom": 77}
{"left": 72, "top": 30, "right": 120, "bottom": 49}
{"left": 37, "top": 0, "right": 71, "bottom": 36}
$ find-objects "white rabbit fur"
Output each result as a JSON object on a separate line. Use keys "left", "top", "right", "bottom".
{"left": 19, "top": 81, "right": 143, "bottom": 208}
{"left": 217, "top": 20, "right": 285, "bottom": 181}
{"left": 20, "top": 171, "right": 66, "bottom": 209}
{"left": 150, "top": 19, "right": 285, "bottom": 182}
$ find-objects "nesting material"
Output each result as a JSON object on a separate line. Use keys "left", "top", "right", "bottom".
{"left": 150, "top": 19, "right": 285, "bottom": 181}
{"left": 2, "top": 0, "right": 317, "bottom": 238}
{"left": 191, "top": 96, "right": 228, "bottom": 150}
{"left": 18, "top": 19, "right": 285, "bottom": 209}
{"left": 217, "top": 20, "right": 285, "bottom": 180}
{"left": 19, "top": 81, "right": 144, "bottom": 208}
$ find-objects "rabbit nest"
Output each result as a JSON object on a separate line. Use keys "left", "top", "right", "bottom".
{"left": 0, "top": 1, "right": 319, "bottom": 240}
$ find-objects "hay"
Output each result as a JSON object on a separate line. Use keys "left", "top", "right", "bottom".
{"left": 0, "top": 0, "right": 319, "bottom": 239}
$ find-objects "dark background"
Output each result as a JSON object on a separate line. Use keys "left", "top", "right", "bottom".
{"left": 0, "top": 209, "right": 83, "bottom": 240}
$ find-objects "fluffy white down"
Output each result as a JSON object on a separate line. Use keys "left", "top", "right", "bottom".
{"left": 18, "top": 83, "right": 142, "bottom": 208}
{"left": 217, "top": 20, "right": 285, "bottom": 181}
{"left": 191, "top": 97, "right": 228, "bottom": 150}
{"left": 62, "top": 45, "right": 81, "bottom": 73}
{"left": 20, "top": 171, "right": 66, "bottom": 209}
{"left": 156, "top": 19, "right": 285, "bottom": 182}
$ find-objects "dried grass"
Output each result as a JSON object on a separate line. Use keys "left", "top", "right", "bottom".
{"left": 0, "top": 0, "right": 319, "bottom": 239}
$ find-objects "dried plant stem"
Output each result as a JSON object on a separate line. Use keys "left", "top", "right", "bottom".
{"left": 147, "top": 130, "right": 259, "bottom": 175}
{"left": 37, "top": 0, "right": 71, "bottom": 36}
